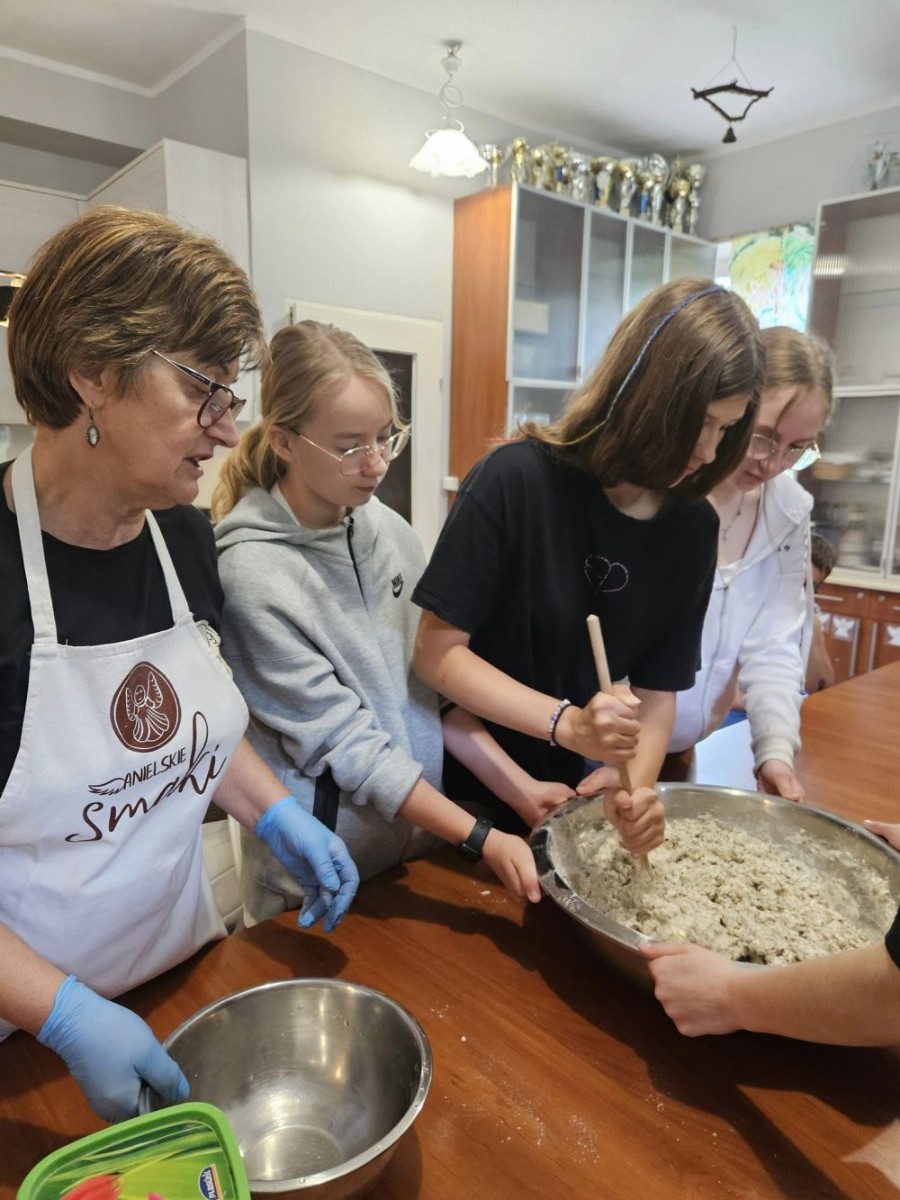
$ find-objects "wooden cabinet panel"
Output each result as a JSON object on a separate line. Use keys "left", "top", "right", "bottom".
{"left": 814, "top": 584, "right": 870, "bottom": 619}
{"left": 868, "top": 616, "right": 900, "bottom": 671}
{"left": 815, "top": 583, "right": 900, "bottom": 677}
{"left": 818, "top": 610, "right": 861, "bottom": 682}
{"left": 449, "top": 186, "right": 513, "bottom": 483}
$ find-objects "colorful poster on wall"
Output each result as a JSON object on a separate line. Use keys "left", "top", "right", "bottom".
{"left": 714, "top": 222, "right": 815, "bottom": 330}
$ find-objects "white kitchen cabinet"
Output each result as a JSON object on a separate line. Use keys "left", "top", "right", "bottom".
{"left": 0, "top": 182, "right": 81, "bottom": 423}
{"left": 805, "top": 184, "right": 900, "bottom": 586}
{"left": 81, "top": 139, "right": 250, "bottom": 276}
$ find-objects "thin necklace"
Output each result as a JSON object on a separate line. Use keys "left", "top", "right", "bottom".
{"left": 720, "top": 493, "right": 745, "bottom": 542}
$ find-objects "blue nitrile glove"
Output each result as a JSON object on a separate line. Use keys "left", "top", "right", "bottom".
{"left": 255, "top": 796, "right": 359, "bottom": 932}
{"left": 37, "top": 975, "right": 189, "bottom": 1122}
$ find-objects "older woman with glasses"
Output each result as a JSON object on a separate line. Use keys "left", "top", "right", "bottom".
{"left": 0, "top": 207, "right": 357, "bottom": 1123}
{"left": 213, "top": 321, "right": 544, "bottom": 922}
{"left": 665, "top": 325, "right": 834, "bottom": 802}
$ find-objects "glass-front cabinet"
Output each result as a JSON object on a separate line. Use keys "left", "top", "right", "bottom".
{"left": 805, "top": 185, "right": 900, "bottom": 584}
{"left": 449, "top": 183, "right": 718, "bottom": 484}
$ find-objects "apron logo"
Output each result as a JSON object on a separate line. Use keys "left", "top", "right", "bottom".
{"left": 110, "top": 661, "right": 181, "bottom": 752}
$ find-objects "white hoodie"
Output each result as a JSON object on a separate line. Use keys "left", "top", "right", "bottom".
{"left": 669, "top": 472, "right": 814, "bottom": 770}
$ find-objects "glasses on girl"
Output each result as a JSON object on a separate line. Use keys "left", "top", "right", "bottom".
{"left": 295, "top": 428, "right": 411, "bottom": 476}
{"left": 748, "top": 432, "right": 820, "bottom": 472}
{"left": 153, "top": 350, "right": 246, "bottom": 427}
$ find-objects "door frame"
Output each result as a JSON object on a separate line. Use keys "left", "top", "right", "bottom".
{"left": 286, "top": 299, "right": 445, "bottom": 552}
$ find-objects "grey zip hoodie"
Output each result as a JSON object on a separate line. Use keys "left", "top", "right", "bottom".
{"left": 215, "top": 486, "right": 443, "bottom": 919}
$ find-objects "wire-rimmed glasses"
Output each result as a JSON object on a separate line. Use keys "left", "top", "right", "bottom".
{"left": 153, "top": 350, "right": 246, "bottom": 427}
{"left": 747, "top": 432, "right": 820, "bottom": 472}
{"left": 295, "top": 428, "right": 411, "bottom": 475}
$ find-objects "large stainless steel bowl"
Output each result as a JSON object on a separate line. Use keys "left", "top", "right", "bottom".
{"left": 139, "top": 979, "right": 432, "bottom": 1200}
{"left": 530, "top": 783, "right": 900, "bottom": 986}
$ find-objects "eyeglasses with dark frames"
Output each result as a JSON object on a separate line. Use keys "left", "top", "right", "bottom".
{"left": 291, "top": 428, "right": 411, "bottom": 476}
{"left": 747, "top": 431, "right": 820, "bottom": 472}
{"left": 153, "top": 350, "right": 246, "bottom": 428}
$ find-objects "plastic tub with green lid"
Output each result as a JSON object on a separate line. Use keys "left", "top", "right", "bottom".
{"left": 17, "top": 1102, "right": 249, "bottom": 1200}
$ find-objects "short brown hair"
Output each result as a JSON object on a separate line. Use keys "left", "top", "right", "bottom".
{"left": 7, "top": 205, "right": 266, "bottom": 428}
{"left": 522, "top": 279, "right": 764, "bottom": 499}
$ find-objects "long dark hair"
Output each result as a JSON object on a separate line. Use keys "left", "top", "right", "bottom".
{"left": 521, "top": 279, "right": 765, "bottom": 500}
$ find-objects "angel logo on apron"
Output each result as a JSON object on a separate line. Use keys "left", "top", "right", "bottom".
{"left": 111, "top": 662, "right": 181, "bottom": 750}
{"left": 0, "top": 447, "right": 249, "bottom": 1038}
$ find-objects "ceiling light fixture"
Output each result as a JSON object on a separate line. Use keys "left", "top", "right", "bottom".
{"left": 409, "top": 41, "right": 487, "bottom": 178}
{"left": 0, "top": 271, "right": 25, "bottom": 328}
{"left": 692, "top": 28, "right": 772, "bottom": 144}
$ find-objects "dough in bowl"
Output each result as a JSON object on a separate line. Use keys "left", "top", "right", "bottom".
{"left": 569, "top": 814, "right": 895, "bottom": 964}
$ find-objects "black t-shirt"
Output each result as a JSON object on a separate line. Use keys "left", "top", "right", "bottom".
{"left": 886, "top": 905, "right": 900, "bottom": 969}
{"left": 412, "top": 440, "right": 718, "bottom": 824}
{"left": 0, "top": 460, "right": 223, "bottom": 794}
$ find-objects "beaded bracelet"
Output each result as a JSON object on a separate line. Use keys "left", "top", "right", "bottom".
{"left": 548, "top": 698, "right": 572, "bottom": 748}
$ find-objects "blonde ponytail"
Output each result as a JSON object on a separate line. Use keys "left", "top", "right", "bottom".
{"left": 211, "top": 423, "right": 282, "bottom": 520}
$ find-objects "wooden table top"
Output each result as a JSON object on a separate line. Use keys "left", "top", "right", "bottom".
{"left": 3, "top": 666, "right": 900, "bottom": 1199}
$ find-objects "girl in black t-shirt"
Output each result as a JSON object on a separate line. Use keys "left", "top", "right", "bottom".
{"left": 413, "top": 279, "right": 764, "bottom": 842}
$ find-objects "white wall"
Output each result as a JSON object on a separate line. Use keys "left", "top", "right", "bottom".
{"left": 699, "top": 104, "right": 900, "bottom": 240}
{"left": 0, "top": 27, "right": 624, "bottom": 494}
{"left": 152, "top": 32, "right": 249, "bottom": 160}
{"left": 243, "top": 30, "right": 621, "bottom": 336}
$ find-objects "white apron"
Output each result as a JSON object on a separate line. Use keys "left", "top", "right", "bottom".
{"left": 0, "top": 447, "right": 248, "bottom": 1038}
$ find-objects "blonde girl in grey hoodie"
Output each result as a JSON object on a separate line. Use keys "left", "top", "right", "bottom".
{"left": 213, "top": 322, "right": 559, "bottom": 923}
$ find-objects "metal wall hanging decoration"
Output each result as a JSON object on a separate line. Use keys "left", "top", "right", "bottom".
{"left": 693, "top": 28, "right": 772, "bottom": 143}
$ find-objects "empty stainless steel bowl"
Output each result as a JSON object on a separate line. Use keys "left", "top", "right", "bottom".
{"left": 530, "top": 783, "right": 900, "bottom": 986}
{"left": 140, "top": 979, "right": 432, "bottom": 1200}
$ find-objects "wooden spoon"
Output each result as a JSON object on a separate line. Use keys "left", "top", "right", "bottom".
{"left": 586, "top": 613, "right": 651, "bottom": 873}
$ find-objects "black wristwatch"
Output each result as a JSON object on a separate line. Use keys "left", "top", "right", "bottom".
{"left": 458, "top": 816, "right": 493, "bottom": 863}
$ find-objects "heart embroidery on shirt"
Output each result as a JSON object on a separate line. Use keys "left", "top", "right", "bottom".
{"left": 584, "top": 555, "right": 630, "bottom": 594}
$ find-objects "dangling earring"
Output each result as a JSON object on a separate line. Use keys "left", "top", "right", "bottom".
{"left": 86, "top": 407, "right": 100, "bottom": 447}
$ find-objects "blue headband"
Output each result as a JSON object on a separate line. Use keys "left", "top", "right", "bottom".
{"left": 604, "top": 284, "right": 727, "bottom": 424}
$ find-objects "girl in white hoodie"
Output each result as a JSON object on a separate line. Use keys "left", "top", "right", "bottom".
{"left": 665, "top": 326, "right": 834, "bottom": 801}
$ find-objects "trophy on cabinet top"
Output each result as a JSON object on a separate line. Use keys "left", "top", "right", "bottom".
{"left": 529, "top": 145, "right": 549, "bottom": 189}
{"left": 480, "top": 143, "right": 506, "bottom": 188}
{"left": 668, "top": 176, "right": 692, "bottom": 233}
{"left": 590, "top": 156, "right": 615, "bottom": 209}
{"left": 637, "top": 162, "right": 655, "bottom": 221}
{"left": 685, "top": 162, "right": 706, "bottom": 234}
{"left": 613, "top": 159, "right": 639, "bottom": 216}
{"left": 647, "top": 153, "right": 669, "bottom": 225}
{"left": 548, "top": 142, "right": 570, "bottom": 193}
{"left": 569, "top": 152, "right": 590, "bottom": 202}
{"left": 509, "top": 137, "right": 530, "bottom": 184}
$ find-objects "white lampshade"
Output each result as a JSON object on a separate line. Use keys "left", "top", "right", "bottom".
{"left": 409, "top": 125, "right": 488, "bottom": 179}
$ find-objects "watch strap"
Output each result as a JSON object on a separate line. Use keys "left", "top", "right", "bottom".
{"left": 458, "top": 815, "right": 493, "bottom": 863}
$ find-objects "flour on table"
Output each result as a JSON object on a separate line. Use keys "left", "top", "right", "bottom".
{"left": 568, "top": 815, "right": 894, "bottom": 964}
